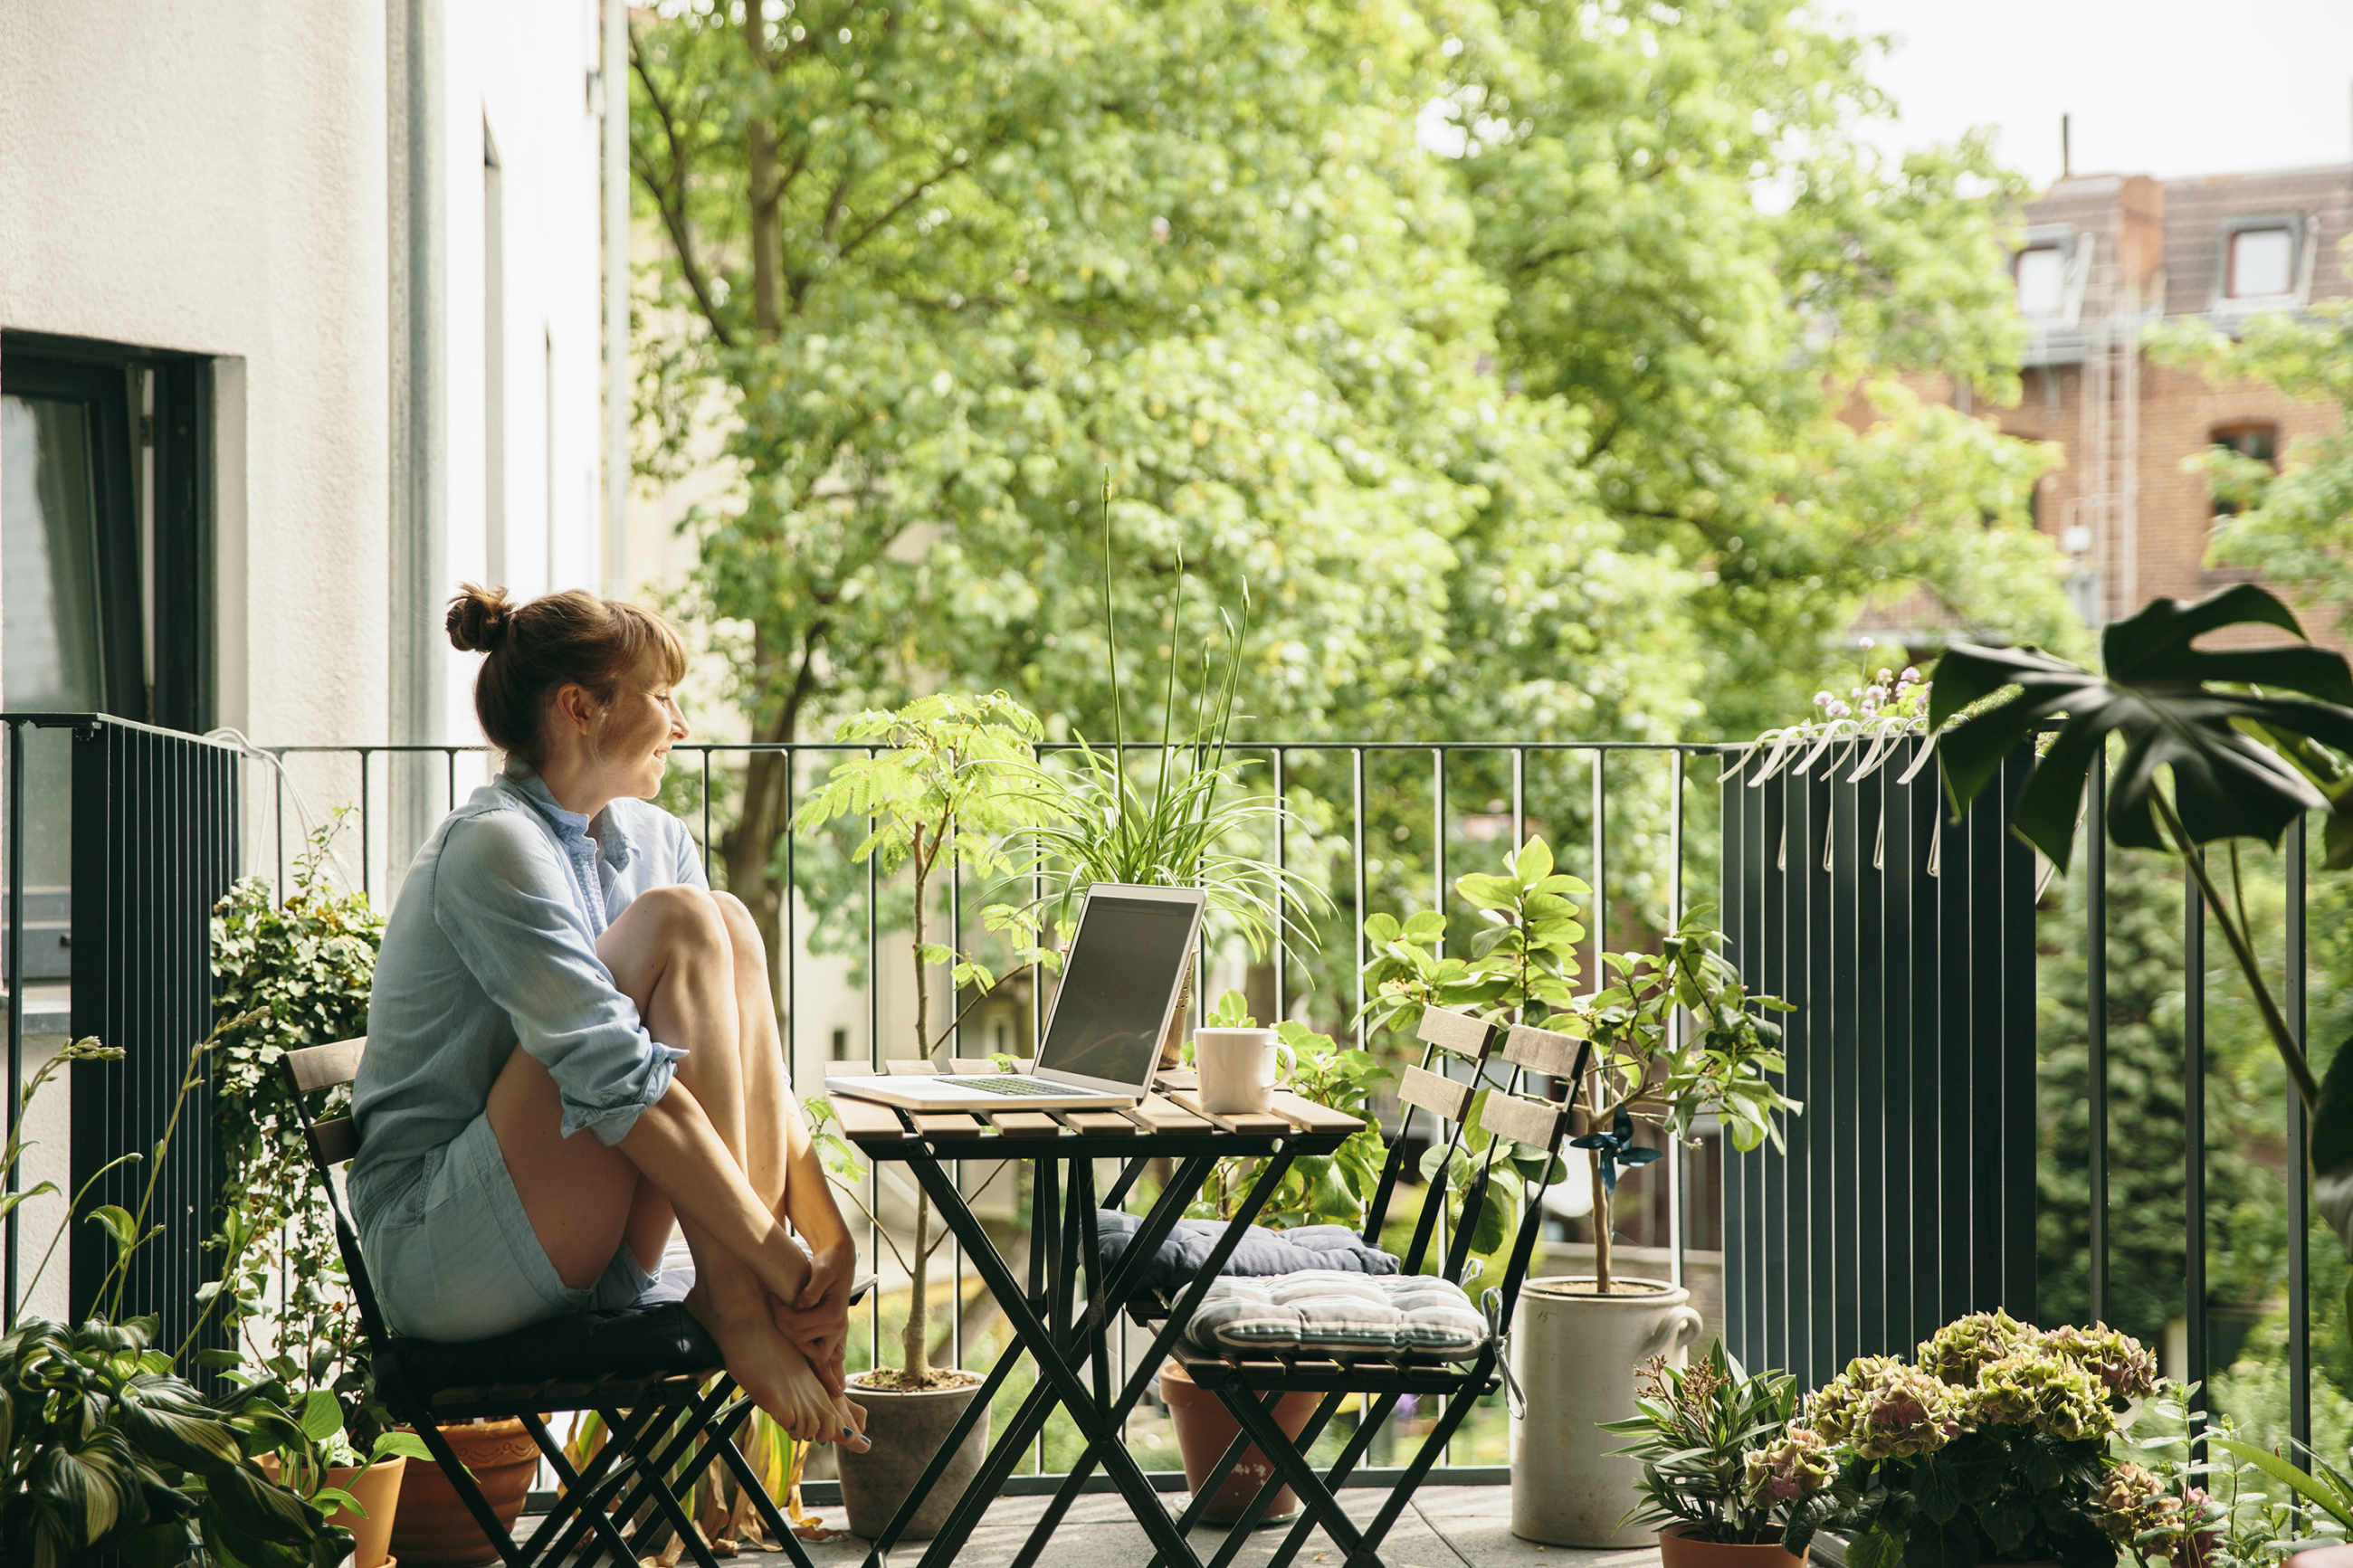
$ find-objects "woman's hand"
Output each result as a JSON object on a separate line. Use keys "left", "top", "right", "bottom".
{"left": 772, "top": 1239, "right": 856, "bottom": 1398}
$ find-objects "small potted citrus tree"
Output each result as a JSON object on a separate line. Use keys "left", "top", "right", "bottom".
{"left": 794, "top": 691, "right": 1057, "bottom": 1540}
{"left": 1360, "top": 837, "right": 1798, "bottom": 1548}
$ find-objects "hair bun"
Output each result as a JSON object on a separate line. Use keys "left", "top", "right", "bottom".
{"left": 446, "top": 584, "right": 514, "bottom": 653}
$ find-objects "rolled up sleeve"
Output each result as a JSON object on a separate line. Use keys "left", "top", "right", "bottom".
{"left": 431, "top": 815, "right": 685, "bottom": 1145}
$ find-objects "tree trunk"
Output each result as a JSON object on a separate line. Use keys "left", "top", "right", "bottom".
{"left": 901, "top": 1186, "right": 931, "bottom": 1382}
{"left": 1589, "top": 1149, "right": 1614, "bottom": 1295}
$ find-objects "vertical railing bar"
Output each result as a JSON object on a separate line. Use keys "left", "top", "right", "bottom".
{"left": 2184, "top": 853, "right": 2208, "bottom": 1432}
{"left": 446, "top": 746, "right": 458, "bottom": 816}
{"left": 949, "top": 845, "right": 965, "bottom": 1376}
{"left": 357, "top": 747, "right": 373, "bottom": 900}
{"left": 1352, "top": 748, "right": 1367, "bottom": 1052}
{"left": 2087, "top": 753, "right": 2109, "bottom": 1326}
{"left": 1432, "top": 746, "right": 1447, "bottom": 1278}
{"left": 274, "top": 762, "right": 287, "bottom": 903}
{"left": 700, "top": 749, "right": 713, "bottom": 880}
{"left": 1030, "top": 747, "right": 1047, "bottom": 1478}
{"left": 1272, "top": 747, "right": 1288, "bottom": 1022}
{"left": 864, "top": 747, "right": 881, "bottom": 1369}
{"left": 2289, "top": 813, "right": 2311, "bottom": 1455}
{"left": 1667, "top": 748, "right": 1685, "bottom": 1290}
{"left": 5, "top": 721, "right": 24, "bottom": 1327}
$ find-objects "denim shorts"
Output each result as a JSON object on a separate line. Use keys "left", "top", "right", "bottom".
{"left": 358, "top": 1111, "right": 665, "bottom": 1342}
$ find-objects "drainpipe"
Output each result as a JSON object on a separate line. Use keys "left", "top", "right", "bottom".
{"left": 603, "top": 0, "right": 629, "bottom": 597}
{"left": 389, "top": 0, "right": 446, "bottom": 868}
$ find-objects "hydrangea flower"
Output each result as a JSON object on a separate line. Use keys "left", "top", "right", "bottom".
{"left": 2040, "top": 1324, "right": 2158, "bottom": 1404}
{"left": 1745, "top": 1426, "right": 1834, "bottom": 1506}
{"left": 1964, "top": 1351, "right": 2113, "bottom": 1442}
{"left": 1805, "top": 1356, "right": 1958, "bottom": 1459}
{"left": 1916, "top": 1308, "right": 2031, "bottom": 1384}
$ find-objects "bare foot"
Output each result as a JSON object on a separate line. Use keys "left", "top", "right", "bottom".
{"left": 689, "top": 1283, "right": 853, "bottom": 1445}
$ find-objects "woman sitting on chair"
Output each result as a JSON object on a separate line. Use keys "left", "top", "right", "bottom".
{"left": 348, "top": 584, "right": 867, "bottom": 1449}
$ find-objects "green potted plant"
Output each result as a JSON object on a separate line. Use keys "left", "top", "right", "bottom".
{"left": 1360, "top": 835, "right": 1798, "bottom": 1547}
{"left": 1599, "top": 1340, "right": 1809, "bottom": 1568}
{"left": 1005, "top": 489, "right": 1329, "bottom": 1067}
{"left": 0, "top": 1031, "right": 342, "bottom": 1568}
{"left": 1923, "top": 587, "right": 2353, "bottom": 1269}
{"left": 207, "top": 816, "right": 429, "bottom": 1568}
{"left": 1776, "top": 1311, "right": 2166, "bottom": 1567}
{"left": 1155, "top": 993, "right": 1393, "bottom": 1523}
{"left": 793, "top": 689, "right": 1056, "bottom": 1540}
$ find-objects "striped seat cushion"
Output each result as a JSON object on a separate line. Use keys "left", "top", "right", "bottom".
{"left": 1182, "top": 1271, "right": 1491, "bottom": 1361}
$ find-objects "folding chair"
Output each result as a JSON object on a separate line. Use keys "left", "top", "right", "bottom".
{"left": 280, "top": 1037, "right": 851, "bottom": 1568}
{"left": 1143, "top": 1007, "right": 1588, "bottom": 1568}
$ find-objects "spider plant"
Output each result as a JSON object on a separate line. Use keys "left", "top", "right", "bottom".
{"left": 1005, "top": 482, "right": 1329, "bottom": 961}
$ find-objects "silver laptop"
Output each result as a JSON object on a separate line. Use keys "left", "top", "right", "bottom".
{"left": 828, "top": 883, "right": 1205, "bottom": 1112}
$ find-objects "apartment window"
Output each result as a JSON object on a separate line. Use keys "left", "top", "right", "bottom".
{"left": 2210, "top": 423, "right": 2279, "bottom": 518}
{"left": 0, "top": 334, "right": 209, "bottom": 728}
{"left": 2015, "top": 244, "right": 2067, "bottom": 317}
{"left": 2227, "top": 226, "right": 2295, "bottom": 299}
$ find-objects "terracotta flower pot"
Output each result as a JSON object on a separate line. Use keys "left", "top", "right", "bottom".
{"left": 835, "top": 1372, "right": 992, "bottom": 1542}
{"left": 1159, "top": 1359, "right": 1324, "bottom": 1525}
{"left": 389, "top": 1418, "right": 539, "bottom": 1568}
{"left": 256, "top": 1451, "right": 408, "bottom": 1568}
{"left": 1658, "top": 1522, "right": 1805, "bottom": 1568}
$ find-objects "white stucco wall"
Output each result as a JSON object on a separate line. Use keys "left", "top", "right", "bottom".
{"left": 0, "top": 0, "right": 610, "bottom": 765}
{"left": 0, "top": 0, "right": 395, "bottom": 747}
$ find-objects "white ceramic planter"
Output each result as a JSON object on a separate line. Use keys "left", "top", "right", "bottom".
{"left": 1509, "top": 1275, "right": 1704, "bottom": 1548}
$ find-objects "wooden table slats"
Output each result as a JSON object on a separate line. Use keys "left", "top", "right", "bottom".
{"left": 1059, "top": 1108, "right": 1143, "bottom": 1136}
{"left": 1264, "top": 1091, "right": 1366, "bottom": 1137}
{"left": 985, "top": 1109, "right": 1064, "bottom": 1136}
{"left": 910, "top": 1112, "right": 992, "bottom": 1139}
{"left": 1160, "top": 1089, "right": 1290, "bottom": 1137}
{"left": 827, "top": 1094, "right": 908, "bottom": 1140}
{"left": 1125, "top": 1092, "right": 1213, "bottom": 1133}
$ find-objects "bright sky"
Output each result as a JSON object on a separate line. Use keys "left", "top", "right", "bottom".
{"left": 1826, "top": 0, "right": 2353, "bottom": 186}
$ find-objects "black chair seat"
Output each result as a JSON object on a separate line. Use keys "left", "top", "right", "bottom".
{"left": 376, "top": 1301, "right": 721, "bottom": 1402}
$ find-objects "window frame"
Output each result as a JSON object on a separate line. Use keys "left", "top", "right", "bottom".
{"left": 2211, "top": 213, "right": 2311, "bottom": 312}
{"left": 1, "top": 333, "right": 212, "bottom": 729}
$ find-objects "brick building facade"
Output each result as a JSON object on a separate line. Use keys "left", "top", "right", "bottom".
{"left": 1900, "top": 166, "right": 2343, "bottom": 643}
{"left": 1955, "top": 164, "right": 2352, "bottom": 640}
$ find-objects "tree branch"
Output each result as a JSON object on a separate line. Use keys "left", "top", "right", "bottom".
{"left": 630, "top": 33, "right": 738, "bottom": 349}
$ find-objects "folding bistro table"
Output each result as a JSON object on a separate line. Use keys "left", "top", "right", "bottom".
{"left": 826, "top": 1060, "right": 1365, "bottom": 1568}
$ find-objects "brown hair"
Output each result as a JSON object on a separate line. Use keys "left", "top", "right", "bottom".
{"left": 445, "top": 584, "right": 688, "bottom": 765}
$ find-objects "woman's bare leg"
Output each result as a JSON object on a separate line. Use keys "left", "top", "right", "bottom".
{"left": 490, "top": 885, "right": 841, "bottom": 1440}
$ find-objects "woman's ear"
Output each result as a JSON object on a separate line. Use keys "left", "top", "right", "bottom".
{"left": 552, "top": 682, "right": 600, "bottom": 736}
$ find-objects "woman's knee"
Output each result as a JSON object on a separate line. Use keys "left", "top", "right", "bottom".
{"left": 628, "top": 884, "right": 732, "bottom": 959}
{"left": 709, "top": 890, "right": 769, "bottom": 970}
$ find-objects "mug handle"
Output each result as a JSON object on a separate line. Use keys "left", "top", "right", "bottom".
{"left": 1266, "top": 1039, "right": 1296, "bottom": 1087}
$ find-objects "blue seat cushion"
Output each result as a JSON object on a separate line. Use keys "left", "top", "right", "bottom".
{"left": 1095, "top": 1209, "right": 1398, "bottom": 1294}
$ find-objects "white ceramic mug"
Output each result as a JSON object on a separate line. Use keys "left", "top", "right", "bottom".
{"left": 1194, "top": 1028, "right": 1296, "bottom": 1116}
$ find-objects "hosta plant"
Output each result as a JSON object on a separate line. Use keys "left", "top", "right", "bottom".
{"left": 1777, "top": 1312, "right": 2164, "bottom": 1567}
{"left": 1599, "top": 1338, "right": 1810, "bottom": 1544}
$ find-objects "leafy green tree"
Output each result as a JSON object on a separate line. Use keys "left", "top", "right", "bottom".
{"left": 1446, "top": 0, "right": 2081, "bottom": 737}
{"left": 627, "top": 0, "right": 2073, "bottom": 948}
{"left": 2148, "top": 252, "right": 2353, "bottom": 629}
{"left": 2035, "top": 851, "right": 2283, "bottom": 1354}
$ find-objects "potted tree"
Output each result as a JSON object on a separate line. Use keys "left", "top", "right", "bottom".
{"left": 1360, "top": 837, "right": 1799, "bottom": 1547}
{"left": 1599, "top": 1339, "right": 1811, "bottom": 1568}
{"left": 793, "top": 690, "right": 1056, "bottom": 1540}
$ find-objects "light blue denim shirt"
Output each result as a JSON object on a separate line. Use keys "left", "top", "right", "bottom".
{"left": 348, "top": 763, "right": 708, "bottom": 1229}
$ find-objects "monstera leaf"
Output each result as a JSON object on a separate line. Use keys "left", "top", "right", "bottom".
{"left": 1929, "top": 585, "right": 2353, "bottom": 874}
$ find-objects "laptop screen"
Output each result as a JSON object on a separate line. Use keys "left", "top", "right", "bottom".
{"left": 1037, "top": 892, "right": 1200, "bottom": 1086}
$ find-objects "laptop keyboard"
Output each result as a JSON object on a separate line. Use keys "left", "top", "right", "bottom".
{"left": 929, "top": 1075, "right": 1105, "bottom": 1097}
